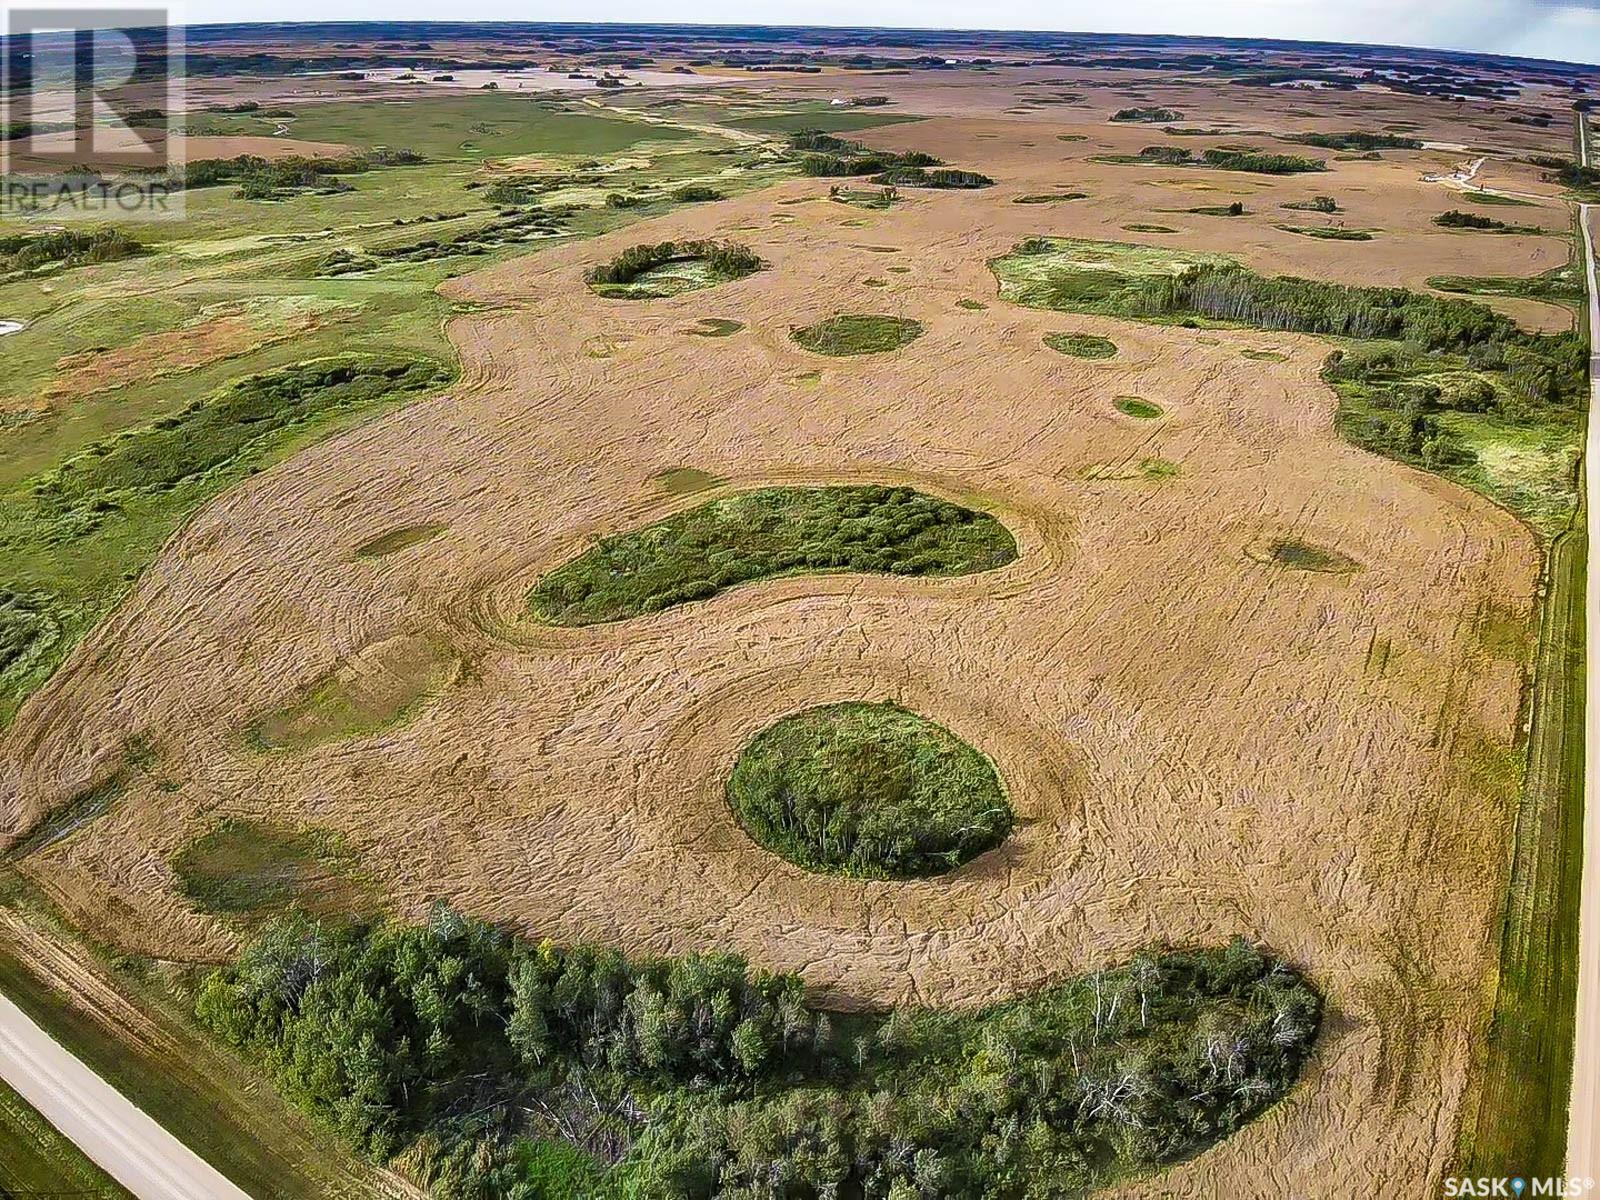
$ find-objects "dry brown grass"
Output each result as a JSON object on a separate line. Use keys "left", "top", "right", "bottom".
{"left": 0, "top": 70, "right": 1568, "bottom": 1196}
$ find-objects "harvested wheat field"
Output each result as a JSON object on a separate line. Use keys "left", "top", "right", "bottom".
{"left": 0, "top": 111, "right": 1547, "bottom": 1192}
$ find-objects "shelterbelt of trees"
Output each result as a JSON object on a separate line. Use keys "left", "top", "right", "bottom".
{"left": 789, "top": 130, "right": 994, "bottom": 188}
{"left": 196, "top": 908, "right": 1321, "bottom": 1199}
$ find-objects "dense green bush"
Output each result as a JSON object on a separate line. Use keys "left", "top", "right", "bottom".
{"left": 0, "top": 227, "right": 141, "bottom": 274}
{"left": 1286, "top": 131, "right": 1421, "bottom": 151}
{"left": 1126, "top": 147, "right": 1325, "bottom": 173}
{"left": 1044, "top": 332, "right": 1117, "bottom": 359}
{"left": 1111, "top": 106, "right": 1182, "bottom": 122}
{"left": 671, "top": 183, "right": 723, "bottom": 202}
{"left": 788, "top": 129, "right": 948, "bottom": 179}
{"left": 1433, "top": 209, "right": 1522, "bottom": 232}
{"left": 481, "top": 178, "right": 539, "bottom": 206}
{"left": 1283, "top": 195, "right": 1339, "bottom": 213}
{"left": 585, "top": 240, "right": 763, "bottom": 287}
{"left": 531, "top": 485, "right": 1015, "bottom": 624}
{"left": 727, "top": 701, "right": 1013, "bottom": 878}
{"left": 1200, "top": 148, "right": 1326, "bottom": 173}
{"left": 196, "top": 909, "right": 1322, "bottom": 1199}
{"left": 870, "top": 166, "right": 993, "bottom": 188}
{"left": 1134, "top": 146, "right": 1191, "bottom": 165}
{"left": 180, "top": 149, "right": 424, "bottom": 198}
{"left": 1529, "top": 156, "right": 1600, "bottom": 195}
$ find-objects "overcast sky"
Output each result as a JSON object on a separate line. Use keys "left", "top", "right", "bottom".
{"left": 181, "top": 0, "right": 1600, "bottom": 66}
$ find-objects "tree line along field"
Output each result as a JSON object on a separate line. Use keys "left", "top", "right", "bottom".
{"left": 0, "top": 45, "right": 1591, "bottom": 1200}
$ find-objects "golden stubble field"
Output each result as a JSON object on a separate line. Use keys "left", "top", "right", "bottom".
{"left": 0, "top": 74, "right": 1575, "bottom": 1195}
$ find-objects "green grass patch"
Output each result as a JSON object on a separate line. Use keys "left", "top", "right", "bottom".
{"left": 1115, "top": 395, "right": 1164, "bottom": 418}
{"left": 718, "top": 109, "right": 918, "bottom": 135}
{"left": 197, "top": 909, "right": 1322, "bottom": 1199}
{"left": 246, "top": 633, "right": 459, "bottom": 751}
{"left": 791, "top": 313, "right": 922, "bottom": 356}
{"left": 1241, "top": 348, "right": 1289, "bottom": 362}
{"left": 0, "top": 1075, "right": 133, "bottom": 1198}
{"left": 1329, "top": 349, "right": 1582, "bottom": 537}
{"left": 1459, "top": 514, "right": 1584, "bottom": 1178}
{"left": 1428, "top": 263, "right": 1582, "bottom": 308}
{"left": 653, "top": 466, "right": 723, "bottom": 495}
{"left": 1013, "top": 191, "right": 1088, "bottom": 204}
{"left": 531, "top": 485, "right": 1016, "bottom": 625}
{"left": 1045, "top": 331, "right": 1118, "bottom": 359}
{"left": 1461, "top": 190, "right": 1540, "bottom": 207}
{"left": 1276, "top": 224, "right": 1375, "bottom": 241}
{"left": 1251, "top": 538, "right": 1359, "bottom": 573}
{"left": 172, "top": 819, "right": 370, "bottom": 920}
{"left": 686, "top": 317, "right": 745, "bottom": 337}
{"left": 956, "top": 298, "right": 986, "bottom": 310}
{"left": 727, "top": 700, "right": 1012, "bottom": 878}
{"left": 1122, "top": 222, "right": 1179, "bottom": 233}
{"left": 1139, "top": 457, "right": 1182, "bottom": 479}
{"left": 991, "top": 236, "right": 1228, "bottom": 313}
{"left": 355, "top": 523, "right": 447, "bottom": 558}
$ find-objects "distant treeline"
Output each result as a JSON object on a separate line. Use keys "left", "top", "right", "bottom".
{"left": 1527, "top": 154, "right": 1600, "bottom": 194}
{"left": 788, "top": 130, "right": 992, "bottom": 187}
{"left": 1125, "top": 146, "right": 1327, "bottom": 173}
{"left": 1284, "top": 131, "right": 1422, "bottom": 151}
{"left": 178, "top": 149, "right": 424, "bottom": 199}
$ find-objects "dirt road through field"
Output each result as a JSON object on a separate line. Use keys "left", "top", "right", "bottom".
{"left": 0, "top": 990, "right": 252, "bottom": 1200}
